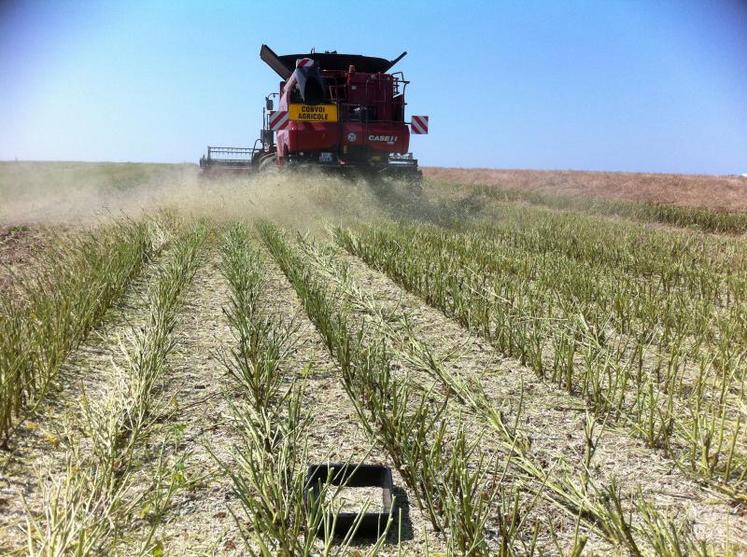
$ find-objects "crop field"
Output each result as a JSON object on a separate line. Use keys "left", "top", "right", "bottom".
{"left": 0, "top": 162, "right": 746, "bottom": 555}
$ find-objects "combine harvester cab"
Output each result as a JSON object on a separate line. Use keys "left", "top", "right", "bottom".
{"left": 199, "top": 44, "right": 428, "bottom": 181}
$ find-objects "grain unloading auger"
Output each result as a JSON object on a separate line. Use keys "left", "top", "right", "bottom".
{"left": 199, "top": 45, "right": 428, "bottom": 180}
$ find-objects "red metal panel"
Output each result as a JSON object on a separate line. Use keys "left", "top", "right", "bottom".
{"left": 286, "top": 121, "right": 339, "bottom": 152}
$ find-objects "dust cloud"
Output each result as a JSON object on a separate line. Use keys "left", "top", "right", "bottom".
{"left": 0, "top": 162, "right": 402, "bottom": 229}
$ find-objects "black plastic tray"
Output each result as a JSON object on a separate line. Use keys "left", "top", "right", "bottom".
{"left": 305, "top": 463, "right": 394, "bottom": 539}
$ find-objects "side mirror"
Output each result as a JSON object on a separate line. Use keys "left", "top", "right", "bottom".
{"left": 266, "top": 98, "right": 274, "bottom": 111}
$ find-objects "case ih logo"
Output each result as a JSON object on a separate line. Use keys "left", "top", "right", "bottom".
{"left": 368, "top": 135, "right": 398, "bottom": 144}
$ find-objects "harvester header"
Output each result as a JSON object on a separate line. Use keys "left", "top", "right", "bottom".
{"left": 199, "top": 44, "right": 428, "bottom": 180}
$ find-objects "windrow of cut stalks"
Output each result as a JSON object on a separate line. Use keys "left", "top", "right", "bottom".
{"left": 25, "top": 223, "right": 206, "bottom": 556}
{"left": 0, "top": 217, "right": 174, "bottom": 445}
{"left": 259, "top": 222, "right": 502, "bottom": 555}
{"left": 336, "top": 211, "right": 747, "bottom": 498}
{"left": 216, "top": 223, "right": 390, "bottom": 556}
{"left": 296, "top": 233, "right": 725, "bottom": 556}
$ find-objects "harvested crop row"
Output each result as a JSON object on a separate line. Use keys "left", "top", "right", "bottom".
{"left": 364, "top": 218, "right": 746, "bottom": 442}
{"left": 0, "top": 217, "right": 170, "bottom": 444}
{"left": 450, "top": 212, "right": 747, "bottom": 358}
{"left": 259, "top": 222, "right": 503, "bottom": 554}
{"left": 113, "top": 234, "right": 243, "bottom": 554}
{"left": 461, "top": 204, "right": 747, "bottom": 290}
{"left": 249, "top": 235, "right": 448, "bottom": 554}
{"left": 337, "top": 222, "right": 747, "bottom": 494}
{"left": 219, "top": 224, "right": 318, "bottom": 553}
{"left": 293, "top": 236, "right": 597, "bottom": 553}
{"left": 0, "top": 226, "right": 173, "bottom": 551}
{"left": 21, "top": 224, "right": 206, "bottom": 555}
{"left": 216, "top": 223, "right": 392, "bottom": 555}
{"left": 388, "top": 212, "right": 745, "bottom": 356}
{"left": 300, "top": 235, "right": 741, "bottom": 554}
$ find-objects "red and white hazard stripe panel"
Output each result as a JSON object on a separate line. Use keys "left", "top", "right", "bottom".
{"left": 269, "top": 110, "right": 289, "bottom": 131}
{"left": 411, "top": 115, "right": 429, "bottom": 134}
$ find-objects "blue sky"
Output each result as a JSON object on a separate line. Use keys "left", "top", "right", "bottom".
{"left": 1, "top": 0, "right": 746, "bottom": 174}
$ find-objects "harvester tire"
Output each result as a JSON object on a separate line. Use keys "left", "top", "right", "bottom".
{"left": 258, "top": 155, "right": 277, "bottom": 173}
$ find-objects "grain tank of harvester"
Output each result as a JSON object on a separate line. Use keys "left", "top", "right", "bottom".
{"left": 199, "top": 44, "right": 428, "bottom": 180}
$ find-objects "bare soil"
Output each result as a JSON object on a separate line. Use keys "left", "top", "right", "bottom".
{"left": 326, "top": 487, "right": 385, "bottom": 514}
{"left": 0, "top": 225, "right": 56, "bottom": 295}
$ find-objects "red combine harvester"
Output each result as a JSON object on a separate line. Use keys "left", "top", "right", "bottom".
{"left": 200, "top": 44, "right": 428, "bottom": 181}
